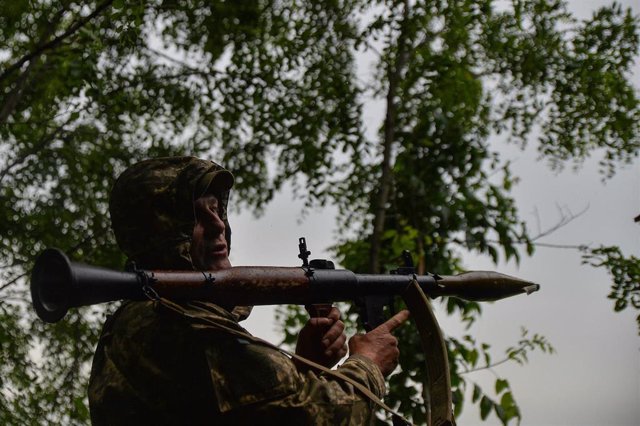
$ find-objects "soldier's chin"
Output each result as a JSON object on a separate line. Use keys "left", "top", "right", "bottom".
{"left": 205, "top": 255, "right": 231, "bottom": 271}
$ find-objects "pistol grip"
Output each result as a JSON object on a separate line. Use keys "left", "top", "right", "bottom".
{"left": 305, "top": 303, "right": 333, "bottom": 318}
{"left": 360, "top": 295, "right": 395, "bottom": 331}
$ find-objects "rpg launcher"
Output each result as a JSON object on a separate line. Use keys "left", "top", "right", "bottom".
{"left": 31, "top": 237, "right": 538, "bottom": 325}
{"left": 31, "top": 238, "right": 539, "bottom": 426}
{"left": 31, "top": 238, "right": 540, "bottom": 329}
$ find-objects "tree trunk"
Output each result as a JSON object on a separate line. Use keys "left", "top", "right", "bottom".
{"left": 368, "top": 0, "right": 411, "bottom": 273}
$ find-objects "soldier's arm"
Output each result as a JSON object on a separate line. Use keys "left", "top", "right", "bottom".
{"left": 208, "top": 311, "right": 410, "bottom": 424}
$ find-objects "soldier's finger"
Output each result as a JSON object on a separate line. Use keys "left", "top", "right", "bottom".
{"left": 325, "top": 333, "right": 347, "bottom": 355}
{"left": 335, "top": 344, "right": 348, "bottom": 359}
{"left": 374, "top": 310, "right": 410, "bottom": 334}
{"left": 327, "top": 306, "right": 341, "bottom": 322}
{"left": 321, "top": 320, "right": 345, "bottom": 347}
{"left": 309, "top": 317, "right": 332, "bottom": 328}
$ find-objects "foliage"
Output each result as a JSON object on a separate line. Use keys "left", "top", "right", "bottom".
{"left": 1, "top": 1, "right": 367, "bottom": 421}
{"left": 0, "top": 0, "right": 638, "bottom": 424}
{"left": 583, "top": 246, "right": 640, "bottom": 332}
{"left": 452, "top": 328, "right": 554, "bottom": 424}
{"left": 324, "top": 0, "right": 638, "bottom": 423}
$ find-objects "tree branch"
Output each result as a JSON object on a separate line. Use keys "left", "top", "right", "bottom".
{"left": 360, "top": 40, "right": 383, "bottom": 58}
{"left": 0, "top": 55, "right": 40, "bottom": 124}
{"left": 0, "top": 122, "right": 67, "bottom": 185}
{"left": 144, "top": 46, "right": 220, "bottom": 78}
{"left": 0, "top": 296, "right": 30, "bottom": 304}
{"left": 0, "top": 6, "right": 68, "bottom": 124}
{"left": 458, "top": 354, "right": 516, "bottom": 375}
{"left": 0, "top": 271, "right": 28, "bottom": 294}
{"left": 0, "top": 0, "right": 115, "bottom": 85}
{"left": 529, "top": 204, "right": 589, "bottom": 242}
{"left": 458, "top": 204, "right": 591, "bottom": 252}
{"left": 531, "top": 242, "right": 588, "bottom": 249}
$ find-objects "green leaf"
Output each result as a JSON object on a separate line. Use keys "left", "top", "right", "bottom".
{"left": 469, "top": 348, "right": 479, "bottom": 367}
{"left": 495, "top": 378, "right": 509, "bottom": 394}
{"left": 500, "top": 391, "right": 515, "bottom": 408}
{"left": 480, "top": 396, "right": 493, "bottom": 420}
{"left": 472, "top": 384, "right": 482, "bottom": 403}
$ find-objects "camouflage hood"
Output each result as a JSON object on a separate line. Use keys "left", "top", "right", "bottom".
{"left": 110, "top": 156, "right": 234, "bottom": 270}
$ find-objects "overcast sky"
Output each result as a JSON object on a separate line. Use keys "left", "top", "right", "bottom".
{"left": 231, "top": 1, "right": 639, "bottom": 425}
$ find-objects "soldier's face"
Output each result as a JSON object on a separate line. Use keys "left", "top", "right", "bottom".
{"left": 191, "top": 194, "right": 232, "bottom": 271}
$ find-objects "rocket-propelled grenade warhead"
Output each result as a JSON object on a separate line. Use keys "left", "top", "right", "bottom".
{"left": 430, "top": 271, "right": 540, "bottom": 302}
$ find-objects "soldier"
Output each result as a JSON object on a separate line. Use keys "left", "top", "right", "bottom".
{"left": 88, "top": 156, "right": 409, "bottom": 425}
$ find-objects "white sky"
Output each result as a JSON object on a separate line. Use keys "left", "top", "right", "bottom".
{"left": 233, "top": 1, "right": 640, "bottom": 425}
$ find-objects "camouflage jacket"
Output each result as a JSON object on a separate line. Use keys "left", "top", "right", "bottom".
{"left": 88, "top": 157, "right": 386, "bottom": 425}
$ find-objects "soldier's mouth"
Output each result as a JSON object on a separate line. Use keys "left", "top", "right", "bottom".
{"left": 209, "top": 244, "right": 227, "bottom": 257}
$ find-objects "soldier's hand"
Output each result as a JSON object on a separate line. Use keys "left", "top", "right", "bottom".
{"left": 295, "top": 306, "right": 347, "bottom": 368}
{"left": 348, "top": 310, "right": 410, "bottom": 377}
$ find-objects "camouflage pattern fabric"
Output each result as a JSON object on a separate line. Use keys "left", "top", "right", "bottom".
{"left": 88, "top": 156, "right": 386, "bottom": 425}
